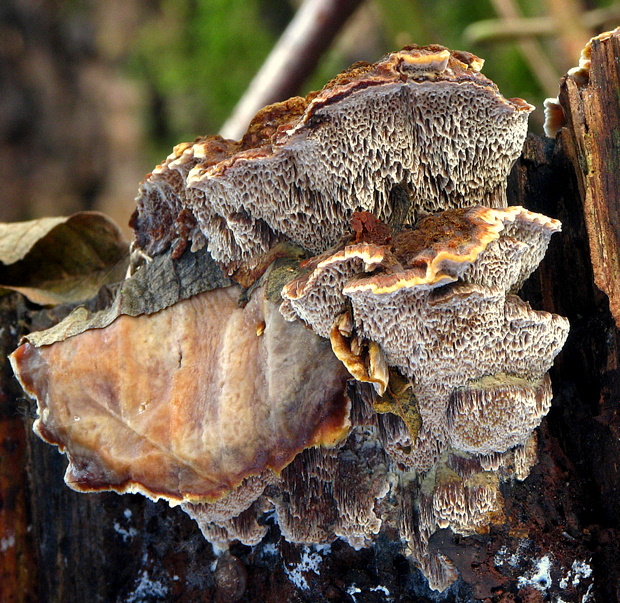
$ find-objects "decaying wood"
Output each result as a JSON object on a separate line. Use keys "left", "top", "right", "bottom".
{"left": 0, "top": 296, "right": 37, "bottom": 603}
{"left": 558, "top": 30, "right": 620, "bottom": 329}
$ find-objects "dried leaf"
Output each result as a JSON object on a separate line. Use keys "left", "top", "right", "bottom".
{"left": 0, "top": 212, "right": 129, "bottom": 305}
{"left": 25, "top": 243, "right": 232, "bottom": 347}
{"left": 10, "top": 286, "right": 350, "bottom": 503}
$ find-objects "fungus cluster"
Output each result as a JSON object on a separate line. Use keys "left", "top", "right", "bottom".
{"left": 282, "top": 206, "right": 568, "bottom": 471}
{"left": 10, "top": 44, "right": 568, "bottom": 592}
{"left": 131, "top": 45, "right": 533, "bottom": 269}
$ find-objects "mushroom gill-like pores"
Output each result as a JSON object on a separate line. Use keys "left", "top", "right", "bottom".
{"left": 279, "top": 243, "right": 387, "bottom": 339}
{"left": 447, "top": 374, "right": 552, "bottom": 456}
{"left": 9, "top": 285, "right": 350, "bottom": 504}
{"left": 420, "top": 463, "right": 505, "bottom": 537}
{"left": 282, "top": 206, "right": 570, "bottom": 470}
{"left": 131, "top": 45, "right": 533, "bottom": 270}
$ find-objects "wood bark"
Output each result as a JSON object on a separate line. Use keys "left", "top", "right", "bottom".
{"left": 557, "top": 31, "right": 620, "bottom": 329}
{"left": 2, "top": 29, "right": 620, "bottom": 603}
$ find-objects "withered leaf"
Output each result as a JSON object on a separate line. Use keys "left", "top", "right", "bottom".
{"left": 0, "top": 212, "right": 129, "bottom": 305}
{"left": 25, "top": 243, "right": 232, "bottom": 347}
{"left": 10, "top": 286, "right": 350, "bottom": 503}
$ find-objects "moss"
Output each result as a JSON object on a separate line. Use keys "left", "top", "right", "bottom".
{"left": 373, "top": 369, "right": 422, "bottom": 442}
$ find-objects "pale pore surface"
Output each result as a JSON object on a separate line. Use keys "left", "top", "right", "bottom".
{"left": 187, "top": 83, "right": 529, "bottom": 264}
{"left": 447, "top": 374, "right": 552, "bottom": 455}
{"left": 133, "top": 46, "right": 532, "bottom": 268}
{"left": 280, "top": 243, "right": 386, "bottom": 339}
{"left": 348, "top": 283, "right": 568, "bottom": 470}
{"left": 281, "top": 207, "right": 569, "bottom": 470}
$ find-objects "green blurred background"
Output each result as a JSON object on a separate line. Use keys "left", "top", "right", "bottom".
{"left": 1, "top": 0, "right": 618, "bottom": 231}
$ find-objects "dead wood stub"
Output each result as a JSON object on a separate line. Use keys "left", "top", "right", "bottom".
{"left": 558, "top": 30, "right": 620, "bottom": 328}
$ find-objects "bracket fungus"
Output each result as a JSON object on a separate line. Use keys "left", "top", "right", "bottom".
{"left": 10, "top": 43, "right": 569, "bottom": 593}
{"left": 282, "top": 206, "right": 569, "bottom": 469}
{"left": 131, "top": 45, "right": 533, "bottom": 270}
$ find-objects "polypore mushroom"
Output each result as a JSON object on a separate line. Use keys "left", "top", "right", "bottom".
{"left": 420, "top": 463, "right": 505, "bottom": 536}
{"left": 280, "top": 243, "right": 388, "bottom": 338}
{"left": 131, "top": 45, "right": 533, "bottom": 271}
{"left": 9, "top": 42, "right": 570, "bottom": 596}
{"left": 183, "top": 415, "right": 392, "bottom": 551}
{"left": 184, "top": 473, "right": 277, "bottom": 547}
{"left": 282, "top": 206, "right": 569, "bottom": 470}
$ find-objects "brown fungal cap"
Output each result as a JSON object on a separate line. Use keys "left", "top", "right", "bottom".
{"left": 343, "top": 205, "right": 561, "bottom": 296}
{"left": 280, "top": 242, "right": 388, "bottom": 338}
{"left": 10, "top": 285, "right": 350, "bottom": 504}
{"left": 132, "top": 45, "right": 533, "bottom": 271}
{"left": 282, "top": 205, "right": 561, "bottom": 338}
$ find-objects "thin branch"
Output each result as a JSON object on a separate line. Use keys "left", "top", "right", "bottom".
{"left": 544, "top": 0, "right": 592, "bottom": 63}
{"left": 464, "top": 17, "right": 558, "bottom": 43}
{"left": 488, "top": 0, "right": 561, "bottom": 97}
{"left": 464, "top": 4, "right": 620, "bottom": 43}
{"left": 220, "top": 0, "right": 365, "bottom": 141}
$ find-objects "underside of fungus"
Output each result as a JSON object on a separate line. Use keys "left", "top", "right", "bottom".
{"left": 282, "top": 206, "right": 569, "bottom": 471}
{"left": 130, "top": 45, "right": 532, "bottom": 270}
{"left": 10, "top": 43, "right": 570, "bottom": 593}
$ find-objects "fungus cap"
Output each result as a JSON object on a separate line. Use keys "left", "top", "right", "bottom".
{"left": 8, "top": 39, "right": 571, "bottom": 595}
{"left": 132, "top": 46, "right": 533, "bottom": 270}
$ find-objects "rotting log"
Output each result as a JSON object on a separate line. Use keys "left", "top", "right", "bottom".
{"left": 0, "top": 296, "right": 37, "bottom": 603}
{"left": 2, "top": 32, "right": 620, "bottom": 603}
{"left": 557, "top": 30, "right": 620, "bottom": 329}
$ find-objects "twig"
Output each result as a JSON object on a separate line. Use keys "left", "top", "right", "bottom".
{"left": 544, "top": 0, "right": 591, "bottom": 63}
{"left": 464, "top": 17, "right": 558, "bottom": 43}
{"left": 488, "top": 0, "right": 560, "bottom": 97}
{"left": 464, "top": 4, "right": 620, "bottom": 43}
{"left": 220, "top": 0, "right": 365, "bottom": 141}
